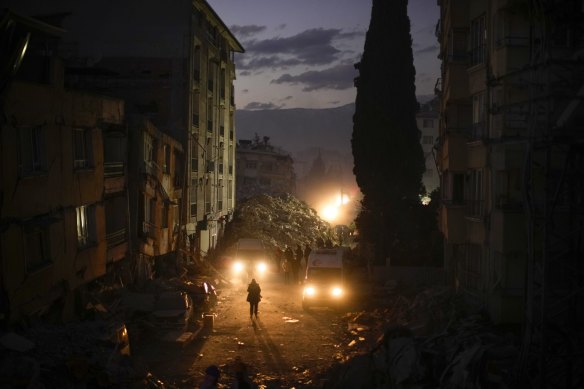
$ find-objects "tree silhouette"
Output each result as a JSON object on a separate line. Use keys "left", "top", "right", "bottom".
{"left": 352, "top": 0, "right": 426, "bottom": 265}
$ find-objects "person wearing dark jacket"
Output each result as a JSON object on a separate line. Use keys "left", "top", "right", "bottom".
{"left": 246, "top": 279, "right": 262, "bottom": 319}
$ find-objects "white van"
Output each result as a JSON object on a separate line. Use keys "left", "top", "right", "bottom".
{"left": 302, "top": 248, "right": 347, "bottom": 310}
{"left": 231, "top": 238, "right": 269, "bottom": 281}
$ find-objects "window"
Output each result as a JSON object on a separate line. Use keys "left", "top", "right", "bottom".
{"left": 422, "top": 135, "right": 434, "bottom": 145}
{"left": 466, "top": 170, "right": 484, "bottom": 216}
{"left": 217, "top": 179, "right": 223, "bottom": 211}
{"left": 470, "top": 14, "right": 486, "bottom": 66}
{"left": 73, "top": 128, "right": 93, "bottom": 169}
{"left": 191, "top": 143, "right": 198, "bottom": 172}
{"left": 76, "top": 205, "right": 96, "bottom": 248}
{"left": 246, "top": 160, "right": 258, "bottom": 169}
{"left": 423, "top": 119, "right": 434, "bottom": 128}
{"left": 190, "top": 202, "right": 197, "bottom": 218}
{"left": 24, "top": 225, "right": 51, "bottom": 272}
{"left": 220, "top": 68, "right": 226, "bottom": 99}
{"left": 192, "top": 93, "right": 200, "bottom": 127}
{"left": 161, "top": 204, "right": 169, "bottom": 228}
{"left": 472, "top": 93, "right": 486, "bottom": 139}
{"left": 173, "top": 202, "right": 180, "bottom": 231}
{"left": 193, "top": 45, "right": 201, "bottom": 81}
{"left": 228, "top": 180, "right": 233, "bottom": 199}
{"left": 262, "top": 162, "right": 274, "bottom": 172}
{"left": 19, "top": 126, "right": 47, "bottom": 176}
{"left": 163, "top": 144, "right": 170, "bottom": 173}
{"left": 144, "top": 133, "right": 154, "bottom": 163}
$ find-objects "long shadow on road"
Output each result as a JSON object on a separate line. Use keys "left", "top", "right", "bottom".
{"left": 252, "top": 318, "right": 290, "bottom": 375}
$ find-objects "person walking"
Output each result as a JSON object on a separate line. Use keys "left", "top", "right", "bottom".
{"left": 246, "top": 278, "right": 262, "bottom": 319}
{"left": 281, "top": 258, "right": 290, "bottom": 284}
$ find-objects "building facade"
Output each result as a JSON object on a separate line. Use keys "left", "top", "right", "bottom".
{"left": 436, "top": 0, "right": 584, "bottom": 326}
{"left": 236, "top": 138, "right": 296, "bottom": 202}
{"left": 416, "top": 99, "right": 440, "bottom": 195}
{"left": 4, "top": 0, "right": 244, "bottom": 259}
{"left": 127, "top": 116, "right": 184, "bottom": 271}
{"left": 0, "top": 25, "right": 127, "bottom": 321}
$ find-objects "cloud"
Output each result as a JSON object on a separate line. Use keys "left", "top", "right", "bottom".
{"left": 415, "top": 45, "right": 439, "bottom": 54}
{"left": 229, "top": 24, "right": 267, "bottom": 38}
{"left": 270, "top": 63, "right": 357, "bottom": 91}
{"left": 277, "top": 23, "right": 287, "bottom": 30}
{"left": 238, "top": 28, "right": 362, "bottom": 70}
{"left": 414, "top": 24, "right": 436, "bottom": 36}
{"left": 243, "top": 101, "right": 283, "bottom": 110}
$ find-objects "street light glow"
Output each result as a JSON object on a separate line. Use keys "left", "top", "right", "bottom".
{"left": 322, "top": 205, "right": 338, "bottom": 222}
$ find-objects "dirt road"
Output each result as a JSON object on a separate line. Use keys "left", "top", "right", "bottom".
{"left": 138, "top": 271, "right": 353, "bottom": 388}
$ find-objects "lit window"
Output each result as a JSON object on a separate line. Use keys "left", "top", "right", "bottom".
{"left": 76, "top": 205, "right": 96, "bottom": 247}
{"left": 423, "top": 135, "right": 434, "bottom": 145}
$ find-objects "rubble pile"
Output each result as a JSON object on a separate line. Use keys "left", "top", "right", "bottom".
{"left": 322, "top": 286, "right": 520, "bottom": 389}
{"left": 0, "top": 266, "right": 221, "bottom": 388}
{"left": 224, "top": 194, "right": 336, "bottom": 250}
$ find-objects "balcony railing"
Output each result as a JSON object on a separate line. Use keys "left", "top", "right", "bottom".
{"left": 104, "top": 162, "right": 124, "bottom": 177}
{"left": 466, "top": 199, "right": 485, "bottom": 218}
{"left": 142, "top": 221, "right": 157, "bottom": 238}
{"left": 106, "top": 228, "right": 127, "bottom": 247}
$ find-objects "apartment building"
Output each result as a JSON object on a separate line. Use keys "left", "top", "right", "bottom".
{"left": 436, "top": 0, "right": 584, "bottom": 326}
{"left": 416, "top": 99, "right": 440, "bottom": 195}
{"left": 4, "top": 0, "right": 244, "bottom": 258}
{"left": 436, "top": 0, "right": 528, "bottom": 323}
{"left": 0, "top": 15, "right": 127, "bottom": 321}
{"left": 235, "top": 138, "right": 296, "bottom": 202}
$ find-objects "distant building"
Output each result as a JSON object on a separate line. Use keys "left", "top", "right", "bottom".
{"left": 236, "top": 137, "right": 296, "bottom": 201}
{"left": 0, "top": 14, "right": 128, "bottom": 321}
{"left": 4, "top": 0, "right": 244, "bottom": 258}
{"left": 416, "top": 99, "right": 440, "bottom": 194}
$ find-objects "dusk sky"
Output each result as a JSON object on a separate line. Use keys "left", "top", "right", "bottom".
{"left": 207, "top": 0, "right": 440, "bottom": 110}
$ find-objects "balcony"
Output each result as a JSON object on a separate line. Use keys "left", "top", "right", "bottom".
{"left": 440, "top": 203, "right": 466, "bottom": 243}
{"left": 106, "top": 228, "right": 127, "bottom": 248}
{"left": 207, "top": 79, "right": 214, "bottom": 92}
{"left": 443, "top": 62, "right": 469, "bottom": 102}
{"left": 440, "top": 132, "right": 467, "bottom": 171}
{"left": 207, "top": 120, "right": 213, "bottom": 133}
{"left": 193, "top": 114, "right": 199, "bottom": 128}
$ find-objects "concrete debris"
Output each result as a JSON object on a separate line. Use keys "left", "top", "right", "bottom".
{"left": 323, "top": 285, "right": 519, "bottom": 389}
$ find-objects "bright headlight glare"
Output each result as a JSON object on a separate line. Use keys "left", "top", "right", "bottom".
{"left": 256, "top": 262, "right": 267, "bottom": 273}
{"left": 331, "top": 287, "right": 343, "bottom": 297}
{"left": 305, "top": 286, "right": 316, "bottom": 296}
{"left": 233, "top": 261, "right": 244, "bottom": 273}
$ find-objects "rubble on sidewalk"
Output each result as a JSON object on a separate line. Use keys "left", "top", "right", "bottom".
{"left": 322, "top": 285, "right": 520, "bottom": 389}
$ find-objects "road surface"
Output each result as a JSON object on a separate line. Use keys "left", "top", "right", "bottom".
{"left": 138, "top": 270, "right": 356, "bottom": 388}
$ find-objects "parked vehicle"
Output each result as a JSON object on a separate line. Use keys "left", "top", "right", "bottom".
{"left": 302, "top": 248, "right": 348, "bottom": 310}
{"left": 151, "top": 291, "right": 195, "bottom": 331}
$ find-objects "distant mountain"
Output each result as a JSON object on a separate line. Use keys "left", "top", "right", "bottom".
{"left": 235, "top": 103, "right": 355, "bottom": 155}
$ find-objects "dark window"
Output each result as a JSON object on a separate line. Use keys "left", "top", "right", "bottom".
{"left": 24, "top": 225, "right": 51, "bottom": 272}
{"left": 19, "top": 126, "right": 47, "bottom": 176}
{"left": 470, "top": 15, "right": 487, "bottom": 66}
{"left": 73, "top": 128, "right": 93, "bottom": 169}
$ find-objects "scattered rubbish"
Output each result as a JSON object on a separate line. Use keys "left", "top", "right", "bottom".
{"left": 284, "top": 319, "right": 299, "bottom": 323}
{"left": 348, "top": 340, "right": 357, "bottom": 347}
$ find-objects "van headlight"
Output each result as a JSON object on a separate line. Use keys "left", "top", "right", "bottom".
{"left": 331, "top": 287, "right": 343, "bottom": 297}
{"left": 305, "top": 286, "right": 316, "bottom": 296}
{"left": 256, "top": 262, "right": 267, "bottom": 273}
{"left": 233, "top": 261, "right": 244, "bottom": 273}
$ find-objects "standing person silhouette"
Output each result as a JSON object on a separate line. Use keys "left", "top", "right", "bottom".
{"left": 246, "top": 278, "right": 262, "bottom": 319}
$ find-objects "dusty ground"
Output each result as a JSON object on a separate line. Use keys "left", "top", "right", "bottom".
{"left": 133, "top": 270, "right": 364, "bottom": 388}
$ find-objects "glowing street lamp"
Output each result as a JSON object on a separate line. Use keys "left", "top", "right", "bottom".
{"left": 321, "top": 205, "right": 339, "bottom": 222}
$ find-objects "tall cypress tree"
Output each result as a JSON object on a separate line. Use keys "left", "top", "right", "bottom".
{"left": 352, "top": 0, "right": 425, "bottom": 264}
